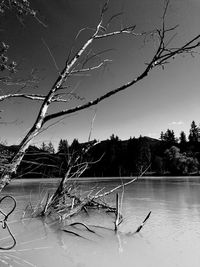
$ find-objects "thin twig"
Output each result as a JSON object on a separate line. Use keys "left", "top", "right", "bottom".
{"left": 42, "top": 38, "right": 60, "bottom": 73}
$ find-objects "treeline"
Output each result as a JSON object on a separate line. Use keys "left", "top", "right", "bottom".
{"left": 1, "top": 121, "right": 200, "bottom": 177}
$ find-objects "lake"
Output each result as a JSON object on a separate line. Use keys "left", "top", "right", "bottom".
{"left": 0, "top": 177, "right": 200, "bottom": 267}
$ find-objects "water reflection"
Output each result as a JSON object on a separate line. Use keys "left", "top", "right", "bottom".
{"left": 0, "top": 177, "right": 200, "bottom": 267}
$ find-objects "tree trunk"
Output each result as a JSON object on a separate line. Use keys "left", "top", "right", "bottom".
{"left": 0, "top": 125, "right": 41, "bottom": 192}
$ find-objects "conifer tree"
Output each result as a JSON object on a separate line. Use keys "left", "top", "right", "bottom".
{"left": 58, "top": 139, "right": 69, "bottom": 154}
{"left": 180, "top": 131, "right": 187, "bottom": 144}
{"left": 189, "top": 121, "right": 199, "bottom": 143}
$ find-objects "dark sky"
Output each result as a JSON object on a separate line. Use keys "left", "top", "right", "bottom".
{"left": 1, "top": 0, "right": 200, "bottom": 147}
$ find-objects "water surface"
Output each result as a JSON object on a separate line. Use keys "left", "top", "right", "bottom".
{"left": 0, "top": 177, "right": 200, "bottom": 267}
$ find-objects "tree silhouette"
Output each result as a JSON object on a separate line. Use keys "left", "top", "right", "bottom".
{"left": 180, "top": 131, "right": 187, "bottom": 144}
{"left": 1, "top": 1, "right": 200, "bottom": 191}
{"left": 58, "top": 139, "right": 69, "bottom": 154}
{"left": 189, "top": 121, "right": 199, "bottom": 143}
{"left": 161, "top": 129, "right": 176, "bottom": 144}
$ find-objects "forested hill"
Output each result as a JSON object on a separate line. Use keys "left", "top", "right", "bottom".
{"left": 1, "top": 132, "right": 200, "bottom": 178}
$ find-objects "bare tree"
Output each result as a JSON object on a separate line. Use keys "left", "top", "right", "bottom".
{"left": 1, "top": 0, "right": 200, "bottom": 192}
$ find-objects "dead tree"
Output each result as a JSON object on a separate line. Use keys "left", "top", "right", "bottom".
{"left": 1, "top": 0, "right": 200, "bottom": 192}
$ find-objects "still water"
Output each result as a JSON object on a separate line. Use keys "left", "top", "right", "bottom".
{"left": 0, "top": 177, "right": 200, "bottom": 267}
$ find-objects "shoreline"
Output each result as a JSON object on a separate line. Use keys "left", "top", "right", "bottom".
{"left": 11, "top": 176, "right": 200, "bottom": 183}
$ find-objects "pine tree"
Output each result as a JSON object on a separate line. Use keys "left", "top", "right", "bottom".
{"left": 160, "top": 131, "right": 165, "bottom": 141}
{"left": 180, "top": 131, "right": 187, "bottom": 144}
{"left": 188, "top": 121, "right": 199, "bottom": 143}
{"left": 70, "top": 139, "right": 80, "bottom": 152}
{"left": 58, "top": 139, "right": 69, "bottom": 154}
{"left": 40, "top": 142, "right": 47, "bottom": 151}
{"left": 163, "top": 129, "right": 176, "bottom": 143}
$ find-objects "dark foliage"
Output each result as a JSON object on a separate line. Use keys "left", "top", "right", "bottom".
{"left": 1, "top": 121, "right": 200, "bottom": 177}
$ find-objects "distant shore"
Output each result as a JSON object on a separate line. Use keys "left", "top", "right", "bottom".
{"left": 12, "top": 176, "right": 200, "bottom": 184}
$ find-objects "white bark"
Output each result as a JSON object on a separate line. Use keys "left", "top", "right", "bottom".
{"left": 1, "top": 1, "right": 200, "bottom": 192}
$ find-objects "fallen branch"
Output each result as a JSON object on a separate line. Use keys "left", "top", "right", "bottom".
{"left": 126, "top": 211, "right": 152, "bottom": 236}
{"left": 135, "top": 211, "right": 151, "bottom": 233}
{"left": 69, "top": 222, "right": 95, "bottom": 234}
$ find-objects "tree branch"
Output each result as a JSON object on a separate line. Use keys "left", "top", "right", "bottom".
{"left": 70, "top": 59, "right": 112, "bottom": 75}
{"left": 95, "top": 25, "right": 138, "bottom": 39}
{"left": 0, "top": 93, "right": 71, "bottom": 103}
{"left": 1, "top": 0, "right": 200, "bottom": 193}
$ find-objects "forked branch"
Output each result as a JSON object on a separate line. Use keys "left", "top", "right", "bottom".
{"left": 1, "top": 0, "right": 200, "bottom": 193}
